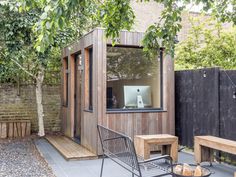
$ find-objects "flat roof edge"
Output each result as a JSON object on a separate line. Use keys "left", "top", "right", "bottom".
{"left": 62, "top": 27, "right": 147, "bottom": 50}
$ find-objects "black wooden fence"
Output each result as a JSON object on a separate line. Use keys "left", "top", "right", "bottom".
{"left": 175, "top": 68, "right": 236, "bottom": 148}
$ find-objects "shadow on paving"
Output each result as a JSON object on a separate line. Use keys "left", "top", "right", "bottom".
{"left": 35, "top": 138, "right": 236, "bottom": 177}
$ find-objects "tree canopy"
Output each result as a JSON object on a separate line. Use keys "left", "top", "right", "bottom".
{"left": 0, "top": 1, "right": 80, "bottom": 84}
{"left": 175, "top": 17, "right": 236, "bottom": 70}
{"left": 16, "top": 0, "right": 236, "bottom": 56}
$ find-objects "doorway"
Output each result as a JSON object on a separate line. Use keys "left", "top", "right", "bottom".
{"left": 74, "top": 53, "right": 82, "bottom": 142}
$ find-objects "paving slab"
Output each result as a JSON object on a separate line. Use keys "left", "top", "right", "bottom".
{"left": 35, "top": 138, "right": 236, "bottom": 177}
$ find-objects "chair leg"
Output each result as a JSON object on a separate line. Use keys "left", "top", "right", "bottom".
{"left": 100, "top": 155, "right": 105, "bottom": 177}
{"left": 132, "top": 168, "right": 134, "bottom": 177}
{"left": 131, "top": 166, "right": 134, "bottom": 177}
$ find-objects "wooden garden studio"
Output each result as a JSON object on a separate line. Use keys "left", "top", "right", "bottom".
{"left": 61, "top": 28, "right": 174, "bottom": 155}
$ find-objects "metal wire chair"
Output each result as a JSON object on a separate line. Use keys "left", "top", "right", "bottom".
{"left": 98, "top": 125, "right": 173, "bottom": 177}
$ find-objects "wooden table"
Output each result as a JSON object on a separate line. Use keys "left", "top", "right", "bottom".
{"left": 134, "top": 134, "right": 178, "bottom": 162}
{"left": 194, "top": 135, "right": 236, "bottom": 163}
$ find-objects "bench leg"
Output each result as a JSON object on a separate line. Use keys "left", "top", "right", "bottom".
{"left": 201, "top": 146, "right": 213, "bottom": 163}
{"left": 171, "top": 140, "right": 178, "bottom": 162}
{"left": 100, "top": 155, "right": 105, "bottom": 177}
{"left": 194, "top": 140, "right": 201, "bottom": 164}
{"left": 195, "top": 143, "right": 214, "bottom": 164}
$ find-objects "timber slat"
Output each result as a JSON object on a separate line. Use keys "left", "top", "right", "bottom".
{"left": 1, "top": 123, "right": 7, "bottom": 138}
{"left": 8, "top": 123, "right": 13, "bottom": 138}
{"left": 26, "top": 123, "right": 31, "bottom": 136}
{"left": 46, "top": 135, "right": 97, "bottom": 160}
{"left": 17, "top": 123, "right": 21, "bottom": 137}
{"left": 13, "top": 123, "right": 18, "bottom": 138}
{"left": 21, "top": 123, "right": 26, "bottom": 137}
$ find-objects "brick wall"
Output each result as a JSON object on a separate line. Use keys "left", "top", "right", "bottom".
{"left": 0, "top": 84, "right": 61, "bottom": 133}
{"left": 130, "top": 0, "right": 164, "bottom": 32}
{"left": 130, "top": 0, "right": 232, "bottom": 42}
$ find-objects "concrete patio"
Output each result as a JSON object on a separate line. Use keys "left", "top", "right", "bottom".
{"left": 35, "top": 138, "right": 236, "bottom": 177}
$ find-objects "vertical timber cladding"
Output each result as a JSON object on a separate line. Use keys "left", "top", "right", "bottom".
{"left": 62, "top": 57, "right": 68, "bottom": 135}
{"left": 99, "top": 29, "right": 175, "bottom": 140}
{"left": 175, "top": 68, "right": 220, "bottom": 147}
{"left": 62, "top": 47, "right": 70, "bottom": 136}
{"left": 61, "top": 30, "right": 98, "bottom": 154}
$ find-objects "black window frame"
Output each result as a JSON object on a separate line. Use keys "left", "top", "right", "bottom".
{"left": 64, "top": 57, "right": 69, "bottom": 107}
{"left": 88, "top": 47, "right": 93, "bottom": 111}
{"left": 106, "top": 45, "right": 164, "bottom": 113}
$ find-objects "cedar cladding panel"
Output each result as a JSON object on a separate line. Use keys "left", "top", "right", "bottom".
{"left": 98, "top": 29, "right": 175, "bottom": 154}
{"left": 61, "top": 31, "right": 96, "bottom": 140}
{"left": 62, "top": 28, "right": 174, "bottom": 154}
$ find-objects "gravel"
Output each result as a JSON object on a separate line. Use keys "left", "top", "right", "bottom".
{"left": 0, "top": 137, "right": 55, "bottom": 177}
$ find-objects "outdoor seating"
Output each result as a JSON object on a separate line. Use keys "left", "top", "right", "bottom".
{"left": 194, "top": 136, "right": 236, "bottom": 164}
{"left": 97, "top": 125, "right": 173, "bottom": 177}
{"left": 134, "top": 134, "right": 178, "bottom": 162}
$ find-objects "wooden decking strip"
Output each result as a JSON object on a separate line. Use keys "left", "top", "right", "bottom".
{"left": 46, "top": 135, "right": 97, "bottom": 160}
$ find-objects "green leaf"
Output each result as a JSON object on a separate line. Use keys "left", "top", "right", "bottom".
{"left": 58, "top": 17, "right": 64, "bottom": 28}
{"left": 36, "top": 46, "right": 41, "bottom": 52}
{"left": 44, "top": 5, "right": 51, "bottom": 12}
{"left": 40, "top": 12, "right": 47, "bottom": 20}
{"left": 46, "top": 21, "right": 50, "bottom": 29}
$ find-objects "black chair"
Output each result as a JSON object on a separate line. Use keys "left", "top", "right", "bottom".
{"left": 97, "top": 125, "right": 173, "bottom": 177}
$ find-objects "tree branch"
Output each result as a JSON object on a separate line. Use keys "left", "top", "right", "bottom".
{"left": 9, "top": 58, "right": 36, "bottom": 79}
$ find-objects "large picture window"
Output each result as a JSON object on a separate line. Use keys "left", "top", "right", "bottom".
{"left": 106, "top": 46, "right": 163, "bottom": 111}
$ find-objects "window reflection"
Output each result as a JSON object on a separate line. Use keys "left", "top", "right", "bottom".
{"left": 106, "top": 46, "right": 162, "bottom": 110}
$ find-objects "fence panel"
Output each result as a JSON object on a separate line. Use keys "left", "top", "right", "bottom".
{"left": 175, "top": 68, "right": 220, "bottom": 147}
{"left": 175, "top": 68, "right": 236, "bottom": 163}
{"left": 219, "top": 70, "right": 236, "bottom": 162}
{"left": 175, "top": 70, "right": 194, "bottom": 147}
{"left": 192, "top": 68, "right": 220, "bottom": 138}
{"left": 220, "top": 70, "right": 236, "bottom": 139}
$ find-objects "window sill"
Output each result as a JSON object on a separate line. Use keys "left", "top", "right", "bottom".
{"left": 84, "top": 109, "right": 93, "bottom": 113}
{"left": 106, "top": 108, "right": 167, "bottom": 114}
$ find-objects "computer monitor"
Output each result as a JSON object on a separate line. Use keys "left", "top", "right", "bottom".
{"left": 123, "top": 86, "right": 152, "bottom": 108}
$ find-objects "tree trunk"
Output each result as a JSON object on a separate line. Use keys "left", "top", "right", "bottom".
{"left": 35, "top": 68, "right": 45, "bottom": 137}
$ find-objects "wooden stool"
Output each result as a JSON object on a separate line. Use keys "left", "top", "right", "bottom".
{"left": 134, "top": 134, "right": 178, "bottom": 162}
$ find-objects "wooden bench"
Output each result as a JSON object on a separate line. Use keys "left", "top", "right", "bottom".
{"left": 194, "top": 135, "right": 236, "bottom": 163}
{"left": 98, "top": 125, "right": 173, "bottom": 177}
{"left": 134, "top": 134, "right": 178, "bottom": 162}
{"left": 0, "top": 120, "right": 31, "bottom": 139}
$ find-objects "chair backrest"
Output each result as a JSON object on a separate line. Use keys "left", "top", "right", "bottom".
{"left": 98, "top": 125, "right": 141, "bottom": 176}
